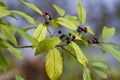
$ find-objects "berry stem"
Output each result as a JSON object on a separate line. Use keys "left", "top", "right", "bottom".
{"left": 47, "top": 28, "right": 52, "bottom": 37}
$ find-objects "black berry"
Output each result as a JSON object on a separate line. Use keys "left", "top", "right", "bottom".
{"left": 77, "top": 28, "right": 81, "bottom": 33}
{"left": 66, "top": 36, "right": 70, "bottom": 40}
{"left": 61, "top": 34, "right": 66, "bottom": 37}
{"left": 92, "top": 40, "right": 96, "bottom": 43}
{"left": 69, "top": 33, "right": 72, "bottom": 36}
{"left": 87, "top": 40, "right": 91, "bottom": 44}
{"left": 96, "top": 40, "right": 99, "bottom": 44}
{"left": 93, "top": 37, "right": 98, "bottom": 40}
{"left": 67, "top": 40, "right": 71, "bottom": 44}
{"left": 58, "top": 30, "right": 62, "bottom": 34}
{"left": 72, "top": 35, "right": 76, "bottom": 40}
{"left": 49, "top": 17, "right": 52, "bottom": 20}
{"left": 60, "top": 34, "right": 66, "bottom": 39}
{"left": 78, "top": 26, "right": 81, "bottom": 29}
{"left": 84, "top": 27, "right": 87, "bottom": 33}
{"left": 45, "top": 12, "right": 49, "bottom": 15}
{"left": 60, "top": 36, "right": 63, "bottom": 39}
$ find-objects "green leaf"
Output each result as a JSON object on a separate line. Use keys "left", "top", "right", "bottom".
{"left": 109, "top": 42, "right": 120, "bottom": 48}
{"left": 0, "top": 2, "right": 7, "bottom": 8}
{"left": 0, "top": 25, "right": 17, "bottom": 46}
{"left": 65, "top": 15, "right": 79, "bottom": 26}
{"left": 103, "top": 44, "right": 120, "bottom": 61}
{"left": 0, "top": 33, "right": 7, "bottom": 40}
{"left": 53, "top": 4, "right": 65, "bottom": 16}
{"left": 15, "top": 27, "right": 34, "bottom": 43}
{"left": 19, "top": 0, "right": 42, "bottom": 15}
{"left": 83, "top": 68, "right": 93, "bottom": 80}
{"left": 0, "top": 6, "right": 11, "bottom": 18}
{"left": 92, "top": 44, "right": 106, "bottom": 54}
{"left": 15, "top": 73, "right": 24, "bottom": 80}
{"left": 35, "top": 37, "right": 61, "bottom": 55}
{"left": 33, "top": 23, "right": 47, "bottom": 42}
{"left": 86, "top": 26, "right": 95, "bottom": 35}
{"left": 0, "top": 40, "right": 6, "bottom": 48}
{"left": 46, "top": 48, "right": 63, "bottom": 80}
{"left": 11, "top": 10, "right": 35, "bottom": 24}
{"left": 4, "top": 41, "right": 23, "bottom": 59}
{"left": 70, "top": 42, "right": 88, "bottom": 67}
{"left": 0, "top": 49, "right": 7, "bottom": 72}
{"left": 93, "top": 69, "right": 107, "bottom": 79}
{"left": 56, "top": 18, "right": 77, "bottom": 30}
{"left": 77, "top": 1, "right": 86, "bottom": 25}
{"left": 101, "top": 26, "right": 115, "bottom": 40}
{"left": 92, "top": 62, "right": 110, "bottom": 70}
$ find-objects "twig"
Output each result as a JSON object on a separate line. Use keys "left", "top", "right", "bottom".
{"left": 13, "top": 41, "right": 109, "bottom": 49}
{"left": 51, "top": 29, "right": 57, "bottom": 37}
{"left": 15, "top": 45, "right": 32, "bottom": 48}
{"left": 47, "top": 28, "right": 52, "bottom": 37}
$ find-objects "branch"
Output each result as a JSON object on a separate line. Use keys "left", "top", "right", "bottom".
{"left": 13, "top": 41, "right": 110, "bottom": 49}
{"left": 15, "top": 45, "right": 32, "bottom": 48}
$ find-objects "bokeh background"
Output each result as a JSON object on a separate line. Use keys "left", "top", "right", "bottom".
{"left": 1, "top": 0, "right": 120, "bottom": 80}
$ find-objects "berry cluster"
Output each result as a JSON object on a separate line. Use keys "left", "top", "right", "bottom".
{"left": 77, "top": 26, "right": 87, "bottom": 33}
{"left": 42, "top": 12, "right": 52, "bottom": 24}
{"left": 58, "top": 30, "right": 76, "bottom": 44}
{"left": 88, "top": 36, "right": 99, "bottom": 44}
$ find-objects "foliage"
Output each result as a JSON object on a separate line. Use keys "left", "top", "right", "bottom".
{"left": 0, "top": 0, "right": 120, "bottom": 80}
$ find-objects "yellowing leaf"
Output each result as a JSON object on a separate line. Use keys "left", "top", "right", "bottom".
{"left": 33, "top": 23, "right": 47, "bottom": 42}
{"left": 35, "top": 37, "right": 61, "bottom": 55}
{"left": 77, "top": 1, "right": 86, "bottom": 25}
{"left": 0, "top": 25, "right": 17, "bottom": 46}
{"left": 65, "top": 15, "right": 79, "bottom": 26}
{"left": 0, "top": 6, "right": 11, "bottom": 18}
{"left": 15, "top": 27, "right": 34, "bottom": 43}
{"left": 51, "top": 19, "right": 59, "bottom": 28}
{"left": 56, "top": 18, "right": 77, "bottom": 30}
{"left": 20, "top": 0, "right": 42, "bottom": 15}
{"left": 101, "top": 26, "right": 115, "bottom": 40}
{"left": 11, "top": 10, "right": 35, "bottom": 24}
{"left": 103, "top": 44, "right": 120, "bottom": 61}
{"left": 4, "top": 41, "right": 23, "bottom": 59}
{"left": 53, "top": 4, "right": 65, "bottom": 16}
{"left": 70, "top": 42, "right": 88, "bottom": 67}
{"left": 46, "top": 48, "right": 63, "bottom": 80}
{"left": 86, "top": 26, "right": 95, "bottom": 35}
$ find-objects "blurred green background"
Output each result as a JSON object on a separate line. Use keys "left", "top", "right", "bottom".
{"left": 1, "top": 0, "right": 120, "bottom": 80}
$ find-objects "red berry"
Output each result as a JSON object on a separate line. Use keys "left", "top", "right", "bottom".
{"left": 81, "top": 28, "right": 84, "bottom": 31}
{"left": 42, "top": 13, "right": 46, "bottom": 17}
